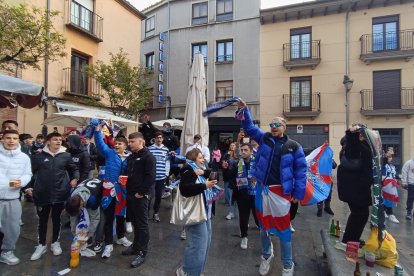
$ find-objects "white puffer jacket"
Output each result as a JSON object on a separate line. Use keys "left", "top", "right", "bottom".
{"left": 0, "top": 143, "right": 32, "bottom": 199}
{"left": 402, "top": 158, "right": 414, "bottom": 186}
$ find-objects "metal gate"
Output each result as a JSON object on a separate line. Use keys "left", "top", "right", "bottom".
{"left": 285, "top": 124, "right": 329, "bottom": 155}
{"left": 374, "top": 128, "right": 403, "bottom": 172}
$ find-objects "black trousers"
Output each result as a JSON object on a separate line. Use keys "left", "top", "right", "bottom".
{"left": 128, "top": 196, "right": 149, "bottom": 256}
{"left": 37, "top": 203, "right": 65, "bottom": 245}
{"left": 317, "top": 185, "right": 333, "bottom": 209}
{"left": 342, "top": 203, "right": 370, "bottom": 244}
{"left": 234, "top": 189, "right": 259, "bottom": 238}
{"left": 104, "top": 199, "right": 126, "bottom": 244}
{"left": 149, "top": 179, "right": 166, "bottom": 214}
{"left": 290, "top": 201, "right": 299, "bottom": 221}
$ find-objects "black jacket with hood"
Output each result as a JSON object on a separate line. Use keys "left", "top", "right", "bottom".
{"left": 126, "top": 147, "right": 156, "bottom": 197}
{"left": 337, "top": 130, "right": 373, "bottom": 207}
{"left": 67, "top": 135, "right": 90, "bottom": 182}
{"left": 30, "top": 146, "right": 80, "bottom": 206}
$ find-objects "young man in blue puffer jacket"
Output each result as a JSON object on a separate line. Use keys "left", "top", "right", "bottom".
{"left": 94, "top": 125, "right": 132, "bottom": 258}
{"left": 237, "top": 99, "right": 307, "bottom": 276}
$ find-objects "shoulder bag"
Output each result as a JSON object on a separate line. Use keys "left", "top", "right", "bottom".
{"left": 170, "top": 187, "right": 207, "bottom": 226}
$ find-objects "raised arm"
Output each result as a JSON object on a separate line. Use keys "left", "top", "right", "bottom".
{"left": 237, "top": 99, "right": 265, "bottom": 143}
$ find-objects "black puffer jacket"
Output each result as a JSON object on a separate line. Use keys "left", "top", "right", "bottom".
{"left": 337, "top": 130, "right": 373, "bottom": 207}
{"left": 30, "top": 146, "right": 80, "bottom": 206}
{"left": 126, "top": 147, "right": 156, "bottom": 197}
{"left": 67, "top": 135, "right": 90, "bottom": 182}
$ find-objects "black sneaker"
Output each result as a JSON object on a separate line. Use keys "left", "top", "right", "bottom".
{"left": 130, "top": 252, "right": 145, "bottom": 268}
{"left": 317, "top": 208, "right": 322, "bottom": 217}
{"left": 122, "top": 246, "right": 140, "bottom": 256}
{"left": 324, "top": 206, "right": 335, "bottom": 216}
{"left": 93, "top": 241, "right": 103, "bottom": 253}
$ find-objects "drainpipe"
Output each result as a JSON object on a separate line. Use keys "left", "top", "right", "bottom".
{"left": 44, "top": 0, "right": 50, "bottom": 121}
{"left": 166, "top": 0, "right": 171, "bottom": 119}
{"left": 345, "top": 0, "right": 351, "bottom": 129}
{"left": 40, "top": 0, "right": 50, "bottom": 136}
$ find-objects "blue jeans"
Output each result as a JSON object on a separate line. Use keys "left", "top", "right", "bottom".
{"left": 260, "top": 229, "right": 293, "bottom": 269}
{"left": 224, "top": 181, "right": 235, "bottom": 213}
{"left": 183, "top": 219, "right": 212, "bottom": 276}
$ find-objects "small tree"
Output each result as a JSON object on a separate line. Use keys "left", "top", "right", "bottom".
{"left": 0, "top": 0, "right": 66, "bottom": 71}
{"left": 86, "top": 49, "right": 151, "bottom": 118}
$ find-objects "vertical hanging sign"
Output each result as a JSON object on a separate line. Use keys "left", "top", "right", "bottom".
{"left": 158, "top": 32, "right": 165, "bottom": 103}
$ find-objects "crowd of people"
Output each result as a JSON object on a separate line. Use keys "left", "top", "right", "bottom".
{"left": 0, "top": 97, "right": 413, "bottom": 276}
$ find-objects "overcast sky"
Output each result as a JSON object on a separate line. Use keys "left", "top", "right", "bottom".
{"left": 129, "top": 0, "right": 314, "bottom": 11}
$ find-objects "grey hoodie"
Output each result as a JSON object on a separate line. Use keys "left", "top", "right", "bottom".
{"left": 402, "top": 158, "right": 414, "bottom": 186}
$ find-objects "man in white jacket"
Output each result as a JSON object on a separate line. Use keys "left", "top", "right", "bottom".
{"left": 0, "top": 130, "right": 32, "bottom": 265}
{"left": 401, "top": 156, "right": 414, "bottom": 220}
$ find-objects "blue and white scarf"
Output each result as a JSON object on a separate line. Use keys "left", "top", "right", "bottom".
{"left": 75, "top": 207, "right": 90, "bottom": 241}
{"left": 203, "top": 97, "right": 241, "bottom": 117}
{"left": 186, "top": 160, "right": 224, "bottom": 204}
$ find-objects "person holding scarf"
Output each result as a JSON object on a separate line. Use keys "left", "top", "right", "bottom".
{"left": 223, "top": 143, "right": 259, "bottom": 250}
{"left": 176, "top": 148, "right": 219, "bottom": 276}
{"left": 235, "top": 99, "right": 307, "bottom": 276}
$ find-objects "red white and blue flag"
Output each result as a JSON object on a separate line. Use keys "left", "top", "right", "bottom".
{"left": 382, "top": 178, "right": 399, "bottom": 203}
{"left": 255, "top": 184, "right": 292, "bottom": 242}
{"left": 300, "top": 142, "right": 334, "bottom": 206}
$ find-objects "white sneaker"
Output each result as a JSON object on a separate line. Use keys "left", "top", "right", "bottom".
{"left": 282, "top": 263, "right": 295, "bottom": 276}
{"left": 116, "top": 237, "right": 132, "bottom": 247}
{"left": 162, "top": 191, "right": 171, "bottom": 199}
{"left": 225, "top": 212, "right": 235, "bottom": 220}
{"left": 50, "top": 241, "right": 62, "bottom": 256}
{"left": 180, "top": 229, "right": 186, "bottom": 240}
{"left": 176, "top": 266, "right": 188, "bottom": 276}
{"left": 290, "top": 224, "right": 295, "bottom": 233}
{"left": 259, "top": 253, "right": 274, "bottom": 275}
{"left": 101, "top": 244, "right": 113, "bottom": 259}
{"left": 240, "top": 237, "right": 248, "bottom": 249}
{"left": 126, "top": 222, "right": 133, "bottom": 233}
{"left": 80, "top": 247, "right": 96, "bottom": 257}
{"left": 388, "top": 214, "right": 399, "bottom": 224}
{"left": 384, "top": 212, "right": 389, "bottom": 218}
{"left": 0, "top": 251, "right": 20, "bottom": 265}
{"left": 334, "top": 241, "right": 346, "bottom": 252}
{"left": 30, "top": 244, "right": 47, "bottom": 261}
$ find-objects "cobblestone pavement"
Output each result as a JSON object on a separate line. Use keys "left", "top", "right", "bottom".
{"left": 0, "top": 182, "right": 412, "bottom": 276}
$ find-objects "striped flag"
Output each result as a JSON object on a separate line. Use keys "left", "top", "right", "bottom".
{"left": 382, "top": 178, "right": 399, "bottom": 203}
{"left": 255, "top": 184, "right": 292, "bottom": 242}
{"left": 300, "top": 142, "right": 334, "bottom": 206}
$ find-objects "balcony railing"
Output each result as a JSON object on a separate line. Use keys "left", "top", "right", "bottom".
{"left": 216, "top": 55, "right": 233, "bottom": 63}
{"left": 66, "top": 0, "right": 103, "bottom": 42}
{"left": 63, "top": 68, "right": 102, "bottom": 99}
{"left": 283, "top": 40, "right": 321, "bottom": 70}
{"left": 282, "top": 93, "right": 321, "bottom": 118}
{"left": 360, "top": 88, "right": 414, "bottom": 116}
{"left": 360, "top": 30, "right": 414, "bottom": 64}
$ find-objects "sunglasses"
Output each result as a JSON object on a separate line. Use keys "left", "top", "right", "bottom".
{"left": 269, "top": 122, "right": 283, "bottom": 128}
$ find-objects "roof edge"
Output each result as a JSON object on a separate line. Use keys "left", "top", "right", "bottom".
{"left": 116, "top": 0, "right": 146, "bottom": 19}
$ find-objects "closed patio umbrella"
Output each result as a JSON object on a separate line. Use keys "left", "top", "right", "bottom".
{"left": 180, "top": 53, "right": 209, "bottom": 154}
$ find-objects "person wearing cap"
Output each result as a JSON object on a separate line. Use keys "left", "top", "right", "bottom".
{"left": 32, "top": 134, "right": 45, "bottom": 154}
{"left": 66, "top": 135, "right": 90, "bottom": 183}
{"left": 236, "top": 99, "right": 307, "bottom": 276}
{"left": 161, "top": 122, "right": 179, "bottom": 152}
{"left": 18, "top": 134, "right": 33, "bottom": 156}
{"left": 185, "top": 134, "right": 210, "bottom": 164}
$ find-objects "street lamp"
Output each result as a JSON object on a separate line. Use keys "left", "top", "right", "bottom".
{"left": 343, "top": 75, "right": 354, "bottom": 129}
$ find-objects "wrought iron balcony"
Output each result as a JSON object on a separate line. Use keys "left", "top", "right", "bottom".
{"left": 66, "top": 0, "right": 103, "bottom": 42}
{"left": 282, "top": 93, "right": 321, "bottom": 118}
{"left": 360, "top": 30, "right": 414, "bottom": 64}
{"left": 63, "top": 68, "right": 102, "bottom": 99}
{"left": 283, "top": 40, "right": 321, "bottom": 70}
{"left": 360, "top": 88, "right": 414, "bottom": 116}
